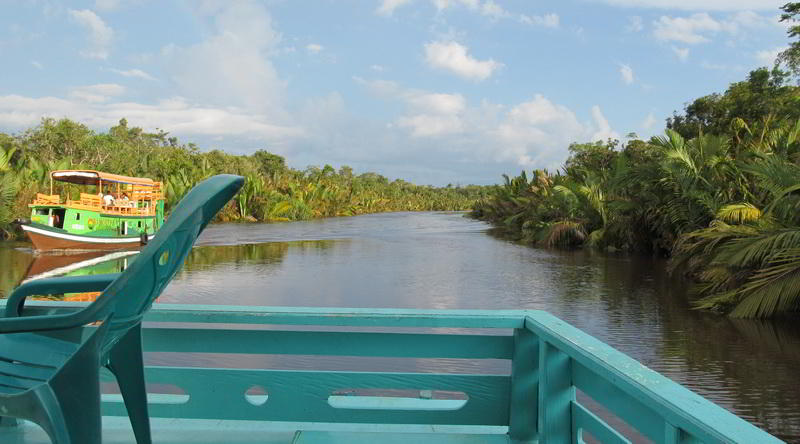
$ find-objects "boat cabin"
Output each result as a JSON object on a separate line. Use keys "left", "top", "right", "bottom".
{"left": 27, "top": 170, "right": 165, "bottom": 242}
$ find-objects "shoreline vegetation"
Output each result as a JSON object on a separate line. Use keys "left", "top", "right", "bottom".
{"left": 470, "top": 65, "right": 800, "bottom": 319}
{"left": 470, "top": 3, "right": 800, "bottom": 319}
{"left": 0, "top": 117, "right": 490, "bottom": 241}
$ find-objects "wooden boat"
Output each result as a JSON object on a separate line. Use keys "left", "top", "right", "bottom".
{"left": 18, "top": 170, "right": 165, "bottom": 250}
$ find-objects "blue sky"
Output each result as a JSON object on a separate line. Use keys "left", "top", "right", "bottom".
{"left": 0, "top": 0, "right": 790, "bottom": 185}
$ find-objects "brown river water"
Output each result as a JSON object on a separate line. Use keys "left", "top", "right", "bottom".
{"left": 1, "top": 212, "right": 799, "bottom": 441}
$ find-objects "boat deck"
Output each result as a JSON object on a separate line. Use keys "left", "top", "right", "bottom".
{"left": 2, "top": 418, "right": 510, "bottom": 443}
{"left": 0, "top": 302, "right": 781, "bottom": 444}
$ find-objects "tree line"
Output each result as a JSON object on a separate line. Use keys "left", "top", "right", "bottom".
{"left": 0, "top": 117, "right": 490, "bottom": 240}
{"left": 470, "top": 4, "right": 800, "bottom": 319}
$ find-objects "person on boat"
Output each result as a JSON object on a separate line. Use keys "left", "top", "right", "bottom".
{"left": 103, "top": 192, "right": 114, "bottom": 206}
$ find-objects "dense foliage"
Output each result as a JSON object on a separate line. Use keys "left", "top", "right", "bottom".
{"left": 471, "top": 65, "right": 800, "bottom": 318}
{"left": 0, "top": 118, "right": 489, "bottom": 239}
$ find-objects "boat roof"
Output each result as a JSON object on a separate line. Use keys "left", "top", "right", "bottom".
{"left": 50, "top": 170, "right": 157, "bottom": 186}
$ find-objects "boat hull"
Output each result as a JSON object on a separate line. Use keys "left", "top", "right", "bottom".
{"left": 21, "top": 223, "right": 152, "bottom": 251}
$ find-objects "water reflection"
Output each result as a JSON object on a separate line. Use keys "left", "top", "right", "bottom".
{"left": 0, "top": 212, "right": 798, "bottom": 440}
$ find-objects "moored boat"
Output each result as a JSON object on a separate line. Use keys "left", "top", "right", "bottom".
{"left": 18, "top": 170, "right": 165, "bottom": 250}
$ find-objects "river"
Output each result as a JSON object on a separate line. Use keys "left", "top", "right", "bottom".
{"left": 1, "top": 212, "right": 799, "bottom": 441}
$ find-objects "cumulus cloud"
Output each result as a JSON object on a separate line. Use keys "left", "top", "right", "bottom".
{"left": 652, "top": 13, "right": 725, "bottom": 44}
{"left": 357, "top": 77, "right": 618, "bottom": 170}
{"left": 161, "top": 1, "right": 289, "bottom": 120}
{"left": 31, "top": 61, "right": 43, "bottom": 70}
{"left": 653, "top": 11, "right": 776, "bottom": 45}
{"left": 110, "top": 68, "right": 156, "bottom": 81}
{"left": 424, "top": 41, "right": 502, "bottom": 81}
{"left": 0, "top": 94, "right": 302, "bottom": 142}
{"left": 68, "top": 83, "right": 125, "bottom": 103}
{"left": 68, "top": 9, "right": 113, "bottom": 59}
{"left": 619, "top": 64, "right": 634, "bottom": 84}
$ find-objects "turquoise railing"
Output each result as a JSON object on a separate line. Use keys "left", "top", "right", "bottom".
{"left": 4, "top": 302, "right": 782, "bottom": 443}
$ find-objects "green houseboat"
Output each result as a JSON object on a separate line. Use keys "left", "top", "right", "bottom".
{"left": 19, "top": 170, "right": 165, "bottom": 250}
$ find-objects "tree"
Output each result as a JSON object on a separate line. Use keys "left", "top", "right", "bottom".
{"left": 779, "top": 2, "right": 800, "bottom": 78}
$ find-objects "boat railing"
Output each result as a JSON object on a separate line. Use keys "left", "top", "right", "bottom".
{"left": 32, "top": 193, "right": 61, "bottom": 205}
{"left": 2, "top": 302, "right": 781, "bottom": 443}
{"left": 59, "top": 192, "right": 156, "bottom": 217}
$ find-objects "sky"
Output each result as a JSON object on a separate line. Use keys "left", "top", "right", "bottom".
{"left": 0, "top": 0, "right": 792, "bottom": 185}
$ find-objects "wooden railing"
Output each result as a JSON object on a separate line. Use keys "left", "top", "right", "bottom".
{"left": 31, "top": 183, "right": 163, "bottom": 217}
{"left": 5, "top": 303, "right": 781, "bottom": 443}
{"left": 32, "top": 193, "right": 61, "bottom": 205}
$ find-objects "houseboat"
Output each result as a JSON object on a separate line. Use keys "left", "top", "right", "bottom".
{"left": 18, "top": 170, "right": 165, "bottom": 250}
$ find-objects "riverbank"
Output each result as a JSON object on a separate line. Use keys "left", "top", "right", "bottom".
{"left": 1, "top": 118, "right": 491, "bottom": 241}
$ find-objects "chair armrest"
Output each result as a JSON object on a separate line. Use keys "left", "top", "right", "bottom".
{"left": 0, "top": 308, "right": 108, "bottom": 333}
{"left": 4, "top": 273, "right": 121, "bottom": 318}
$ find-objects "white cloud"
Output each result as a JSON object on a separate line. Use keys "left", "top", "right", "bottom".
{"left": 370, "top": 64, "right": 386, "bottom": 72}
{"left": 110, "top": 68, "right": 156, "bottom": 81}
{"left": 432, "top": 0, "right": 479, "bottom": 11}
{"left": 161, "top": 2, "right": 289, "bottom": 119}
{"left": 494, "top": 97, "right": 617, "bottom": 167}
{"left": 652, "top": 13, "right": 724, "bottom": 44}
{"left": 590, "top": 0, "right": 783, "bottom": 11}
{"left": 358, "top": 76, "right": 618, "bottom": 170}
{"left": 671, "top": 46, "right": 690, "bottom": 61}
{"left": 424, "top": 41, "right": 502, "bottom": 81}
{"left": 0, "top": 94, "right": 302, "bottom": 142}
{"left": 619, "top": 64, "right": 634, "bottom": 84}
{"left": 480, "top": 1, "right": 508, "bottom": 19}
{"left": 69, "top": 83, "right": 125, "bottom": 103}
{"left": 626, "top": 16, "right": 643, "bottom": 32}
{"left": 68, "top": 9, "right": 113, "bottom": 59}
{"left": 306, "top": 43, "right": 324, "bottom": 54}
{"left": 520, "top": 13, "right": 560, "bottom": 28}
{"left": 755, "top": 46, "right": 787, "bottom": 66}
{"left": 31, "top": 61, "right": 43, "bottom": 70}
{"left": 641, "top": 112, "right": 657, "bottom": 131}
{"left": 590, "top": 105, "right": 618, "bottom": 142}
{"left": 376, "top": 0, "right": 414, "bottom": 16}
{"left": 653, "top": 11, "right": 776, "bottom": 45}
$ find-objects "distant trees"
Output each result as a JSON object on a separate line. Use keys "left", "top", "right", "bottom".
{"left": 0, "top": 118, "right": 490, "bottom": 238}
{"left": 471, "top": 64, "right": 800, "bottom": 318}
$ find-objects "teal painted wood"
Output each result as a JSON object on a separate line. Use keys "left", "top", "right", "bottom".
{"left": 508, "top": 328, "right": 538, "bottom": 442}
{"left": 139, "top": 328, "right": 514, "bottom": 359}
{"left": 538, "top": 340, "right": 573, "bottom": 444}
{"left": 571, "top": 361, "right": 663, "bottom": 441}
{"left": 524, "top": 311, "right": 783, "bottom": 443}
{"left": 292, "top": 430, "right": 511, "bottom": 443}
{"left": 0, "top": 300, "right": 782, "bottom": 442}
{"left": 571, "top": 401, "right": 629, "bottom": 444}
{"left": 99, "top": 367, "right": 511, "bottom": 426}
{"left": 0, "top": 175, "right": 244, "bottom": 444}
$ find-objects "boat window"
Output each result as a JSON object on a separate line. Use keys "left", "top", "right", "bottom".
{"left": 75, "top": 213, "right": 81, "bottom": 221}
{"left": 138, "top": 221, "right": 142, "bottom": 228}
{"left": 35, "top": 208, "right": 49, "bottom": 215}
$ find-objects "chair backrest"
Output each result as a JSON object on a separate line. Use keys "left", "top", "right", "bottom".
{"left": 87, "top": 174, "right": 243, "bottom": 355}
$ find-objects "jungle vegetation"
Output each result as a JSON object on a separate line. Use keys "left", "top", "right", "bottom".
{"left": 0, "top": 117, "right": 489, "bottom": 240}
{"left": 470, "top": 4, "right": 800, "bottom": 319}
